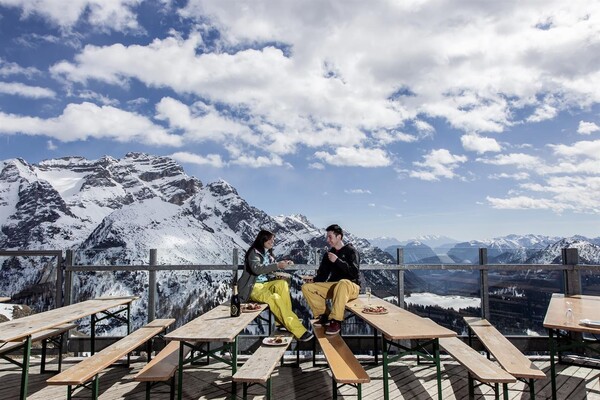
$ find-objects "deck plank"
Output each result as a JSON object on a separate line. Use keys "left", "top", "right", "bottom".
{"left": 0, "top": 355, "right": 598, "bottom": 399}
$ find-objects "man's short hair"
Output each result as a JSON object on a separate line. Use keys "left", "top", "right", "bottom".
{"left": 326, "top": 224, "right": 343, "bottom": 238}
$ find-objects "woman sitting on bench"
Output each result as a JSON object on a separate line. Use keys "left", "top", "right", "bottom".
{"left": 238, "top": 229, "right": 314, "bottom": 342}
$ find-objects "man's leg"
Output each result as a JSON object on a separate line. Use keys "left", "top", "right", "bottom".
{"left": 301, "top": 282, "right": 336, "bottom": 318}
{"left": 329, "top": 279, "right": 360, "bottom": 321}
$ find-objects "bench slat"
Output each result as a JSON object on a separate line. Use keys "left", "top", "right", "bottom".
{"left": 0, "top": 323, "right": 75, "bottom": 355}
{"left": 440, "top": 337, "right": 515, "bottom": 383}
{"left": 313, "top": 325, "right": 370, "bottom": 384}
{"left": 47, "top": 318, "right": 175, "bottom": 386}
{"left": 233, "top": 333, "right": 292, "bottom": 384}
{"left": 465, "top": 317, "right": 545, "bottom": 380}
{"left": 134, "top": 341, "right": 191, "bottom": 382}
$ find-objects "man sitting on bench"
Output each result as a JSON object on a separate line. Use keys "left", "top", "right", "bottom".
{"left": 301, "top": 224, "right": 360, "bottom": 335}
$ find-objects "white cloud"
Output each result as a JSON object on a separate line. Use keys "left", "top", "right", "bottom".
{"left": 0, "top": 58, "right": 41, "bottom": 78}
{"left": 169, "top": 151, "right": 224, "bottom": 168}
{"left": 461, "top": 133, "right": 502, "bottom": 154}
{"left": 308, "top": 162, "right": 325, "bottom": 170}
{"left": 344, "top": 189, "right": 371, "bottom": 195}
{"left": 0, "top": 102, "right": 181, "bottom": 146}
{"left": 230, "top": 154, "right": 289, "bottom": 169}
{"left": 0, "top": 0, "right": 142, "bottom": 31}
{"left": 0, "top": 81, "right": 55, "bottom": 98}
{"left": 488, "top": 172, "right": 530, "bottom": 180}
{"left": 314, "top": 147, "right": 392, "bottom": 168}
{"left": 550, "top": 140, "right": 600, "bottom": 160}
{"left": 410, "top": 149, "right": 467, "bottom": 181}
{"left": 577, "top": 121, "right": 600, "bottom": 135}
{"left": 478, "top": 153, "right": 542, "bottom": 169}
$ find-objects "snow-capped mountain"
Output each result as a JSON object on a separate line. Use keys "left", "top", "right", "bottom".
{"left": 0, "top": 153, "right": 394, "bottom": 332}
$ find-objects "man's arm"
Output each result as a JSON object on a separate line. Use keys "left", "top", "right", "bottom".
{"left": 313, "top": 253, "right": 330, "bottom": 282}
{"left": 333, "top": 246, "right": 360, "bottom": 279}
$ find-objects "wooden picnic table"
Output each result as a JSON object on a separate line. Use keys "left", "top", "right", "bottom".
{"left": 165, "top": 303, "right": 268, "bottom": 400}
{"left": 543, "top": 293, "right": 600, "bottom": 400}
{"left": 0, "top": 296, "right": 138, "bottom": 400}
{"left": 346, "top": 295, "right": 456, "bottom": 400}
{"left": 0, "top": 297, "right": 10, "bottom": 303}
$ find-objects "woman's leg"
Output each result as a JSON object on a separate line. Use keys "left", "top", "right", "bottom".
{"left": 253, "top": 280, "right": 307, "bottom": 339}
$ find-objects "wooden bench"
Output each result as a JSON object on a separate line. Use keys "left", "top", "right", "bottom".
{"left": 0, "top": 323, "right": 75, "bottom": 373}
{"left": 312, "top": 323, "right": 370, "bottom": 400}
{"left": 133, "top": 340, "right": 192, "bottom": 400}
{"left": 232, "top": 332, "right": 293, "bottom": 400}
{"left": 0, "top": 297, "right": 10, "bottom": 303}
{"left": 440, "top": 336, "right": 515, "bottom": 400}
{"left": 47, "top": 318, "right": 175, "bottom": 399}
{"left": 465, "top": 317, "right": 546, "bottom": 399}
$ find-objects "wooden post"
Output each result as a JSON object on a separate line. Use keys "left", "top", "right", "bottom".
{"left": 479, "top": 248, "right": 490, "bottom": 320}
{"left": 232, "top": 248, "right": 239, "bottom": 287}
{"left": 562, "top": 248, "right": 581, "bottom": 296}
{"left": 64, "top": 250, "right": 73, "bottom": 306}
{"left": 148, "top": 249, "right": 157, "bottom": 322}
{"left": 396, "top": 248, "right": 405, "bottom": 309}
{"left": 55, "top": 251, "right": 63, "bottom": 307}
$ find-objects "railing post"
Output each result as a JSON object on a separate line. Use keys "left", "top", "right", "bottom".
{"left": 397, "top": 248, "right": 405, "bottom": 309}
{"left": 562, "top": 248, "right": 581, "bottom": 296}
{"left": 232, "top": 248, "right": 239, "bottom": 287}
{"left": 148, "top": 249, "right": 157, "bottom": 322}
{"left": 55, "top": 251, "right": 63, "bottom": 307}
{"left": 479, "top": 248, "right": 490, "bottom": 320}
{"left": 64, "top": 250, "right": 73, "bottom": 306}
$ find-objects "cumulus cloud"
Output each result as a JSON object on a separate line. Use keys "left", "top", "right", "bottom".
{"left": 478, "top": 153, "right": 542, "bottom": 169}
{"left": 461, "top": 133, "right": 502, "bottom": 154}
{"left": 488, "top": 172, "right": 530, "bottom": 180}
{"left": 410, "top": 149, "right": 467, "bottom": 181}
{"left": 578, "top": 121, "right": 600, "bottom": 135}
{"left": 0, "top": 81, "right": 55, "bottom": 98}
{"left": 230, "top": 154, "right": 289, "bottom": 168}
{"left": 0, "top": 0, "right": 142, "bottom": 31}
{"left": 0, "top": 102, "right": 181, "bottom": 146}
{"left": 170, "top": 151, "right": 224, "bottom": 168}
{"left": 314, "top": 147, "right": 392, "bottom": 168}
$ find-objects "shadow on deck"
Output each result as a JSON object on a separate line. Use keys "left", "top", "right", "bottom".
{"left": 1, "top": 355, "right": 599, "bottom": 399}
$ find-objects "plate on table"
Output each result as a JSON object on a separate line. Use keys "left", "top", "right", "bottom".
{"left": 241, "top": 303, "right": 262, "bottom": 313}
{"left": 579, "top": 319, "right": 600, "bottom": 327}
{"left": 362, "top": 306, "right": 389, "bottom": 315}
{"left": 263, "top": 336, "right": 291, "bottom": 346}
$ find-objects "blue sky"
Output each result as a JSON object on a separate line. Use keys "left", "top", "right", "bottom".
{"left": 1, "top": 0, "right": 599, "bottom": 241}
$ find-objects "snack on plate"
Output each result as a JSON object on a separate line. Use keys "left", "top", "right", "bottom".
{"left": 242, "top": 303, "right": 262, "bottom": 311}
{"left": 273, "top": 335, "right": 284, "bottom": 344}
{"left": 362, "top": 305, "right": 388, "bottom": 314}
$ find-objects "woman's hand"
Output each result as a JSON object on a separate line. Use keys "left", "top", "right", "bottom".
{"left": 277, "top": 260, "right": 293, "bottom": 269}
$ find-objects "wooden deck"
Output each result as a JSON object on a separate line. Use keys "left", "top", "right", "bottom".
{"left": 2, "top": 354, "right": 600, "bottom": 399}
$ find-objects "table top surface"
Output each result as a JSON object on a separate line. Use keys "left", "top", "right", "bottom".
{"left": 0, "top": 296, "right": 138, "bottom": 343}
{"left": 543, "top": 293, "right": 600, "bottom": 334}
{"left": 0, "top": 297, "right": 10, "bottom": 303}
{"left": 165, "top": 303, "right": 268, "bottom": 342}
{"left": 346, "top": 295, "right": 456, "bottom": 340}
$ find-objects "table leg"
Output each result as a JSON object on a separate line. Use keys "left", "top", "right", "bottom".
{"left": 177, "top": 342, "right": 185, "bottom": 400}
{"left": 549, "top": 328, "right": 557, "bottom": 400}
{"left": 434, "top": 339, "right": 442, "bottom": 400}
{"left": 19, "top": 335, "right": 32, "bottom": 400}
{"left": 231, "top": 337, "right": 238, "bottom": 400}
{"left": 91, "top": 313, "right": 97, "bottom": 355}
{"left": 382, "top": 336, "right": 389, "bottom": 400}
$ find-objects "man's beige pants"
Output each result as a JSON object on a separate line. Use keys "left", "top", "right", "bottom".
{"left": 301, "top": 279, "right": 360, "bottom": 321}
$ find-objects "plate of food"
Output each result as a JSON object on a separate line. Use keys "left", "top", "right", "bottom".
{"left": 362, "top": 305, "right": 389, "bottom": 315}
{"left": 241, "top": 303, "right": 262, "bottom": 313}
{"left": 263, "top": 335, "right": 291, "bottom": 346}
{"left": 579, "top": 319, "right": 600, "bottom": 327}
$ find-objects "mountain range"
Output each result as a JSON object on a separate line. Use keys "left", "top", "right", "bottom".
{"left": 1, "top": 153, "right": 599, "bottom": 332}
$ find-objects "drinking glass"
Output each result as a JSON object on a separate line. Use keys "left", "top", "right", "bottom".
{"left": 365, "top": 287, "right": 372, "bottom": 304}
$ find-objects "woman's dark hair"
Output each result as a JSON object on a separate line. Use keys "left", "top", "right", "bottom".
{"left": 244, "top": 229, "right": 275, "bottom": 271}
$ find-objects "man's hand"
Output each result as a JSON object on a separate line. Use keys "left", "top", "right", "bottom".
{"left": 327, "top": 251, "right": 338, "bottom": 263}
